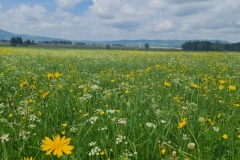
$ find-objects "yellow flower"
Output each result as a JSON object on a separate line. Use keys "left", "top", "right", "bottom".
{"left": 47, "top": 73, "right": 54, "bottom": 79}
{"left": 218, "top": 85, "right": 224, "bottom": 90}
{"left": 191, "top": 83, "right": 200, "bottom": 89}
{"left": 30, "top": 85, "right": 35, "bottom": 91}
{"left": 27, "top": 99, "right": 33, "bottom": 104}
{"left": 233, "top": 104, "right": 240, "bottom": 107}
{"left": 178, "top": 118, "right": 187, "bottom": 129}
{"left": 62, "top": 123, "right": 68, "bottom": 127}
{"left": 184, "top": 158, "right": 190, "bottom": 160}
{"left": 100, "top": 111, "right": 105, "bottom": 115}
{"left": 111, "top": 80, "right": 115, "bottom": 83}
{"left": 42, "top": 91, "right": 50, "bottom": 98}
{"left": 19, "top": 80, "right": 27, "bottom": 87}
{"left": 100, "top": 151, "right": 105, "bottom": 155}
{"left": 161, "top": 148, "right": 166, "bottom": 155}
{"left": 222, "top": 134, "right": 228, "bottom": 139}
{"left": 58, "top": 84, "right": 63, "bottom": 90}
{"left": 8, "top": 113, "right": 13, "bottom": 118}
{"left": 238, "top": 135, "right": 240, "bottom": 139}
{"left": 38, "top": 111, "right": 42, "bottom": 116}
{"left": 164, "top": 81, "right": 171, "bottom": 87}
{"left": 228, "top": 85, "right": 236, "bottom": 91}
{"left": 54, "top": 72, "right": 61, "bottom": 78}
{"left": 219, "top": 80, "right": 225, "bottom": 84}
{"left": 23, "top": 157, "right": 34, "bottom": 160}
{"left": 41, "top": 135, "right": 74, "bottom": 158}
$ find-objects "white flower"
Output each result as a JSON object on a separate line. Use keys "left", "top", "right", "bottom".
{"left": 106, "top": 110, "right": 116, "bottom": 114}
{"left": 118, "top": 118, "right": 127, "bottom": 125}
{"left": 146, "top": 122, "right": 156, "bottom": 128}
{"left": 91, "top": 85, "right": 100, "bottom": 90}
{"left": 0, "top": 133, "right": 9, "bottom": 142}
{"left": 88, "top": 141, "right": 97, "bottom": 146}
{"left": 70, "top": 127, "right": 77, "bottom": 133}
{"left": 88, "top": 116, "right": 98, "bottom": 124}
{"left": 198, "top": 117, "right": 205, "bottom": 122}
{"left": 183, "top": 134, "right": 189, "bottom": 141}
{"left": 213, "top": 126, "right": 220, "bottom": 132}
{"left": 116, "top": 135, "right": 126, "bottom": 144}
{"left": 187, "top": 143, "right": 196, "bottom": 150}
{"left": 160, "top": 120, "right": 167, "bottom": 124}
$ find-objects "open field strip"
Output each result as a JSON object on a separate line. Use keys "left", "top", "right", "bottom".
{"left": 0, "top": 47, "right": 239, "bottom": 159}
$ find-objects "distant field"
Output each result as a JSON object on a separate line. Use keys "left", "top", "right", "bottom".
{"left": 0, "top": 47, "right": 239, "bottom": 159}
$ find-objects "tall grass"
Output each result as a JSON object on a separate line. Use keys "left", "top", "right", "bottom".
{"left": 0, "top": 47, "right": 239, "bottom": 159}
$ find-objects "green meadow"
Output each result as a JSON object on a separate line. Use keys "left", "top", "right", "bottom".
{"left": 0, "top": 47, "right": 239, "bottom": 160}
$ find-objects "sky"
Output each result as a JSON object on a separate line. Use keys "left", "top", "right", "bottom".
{"left": 0, "top": 0, "right": 239, "bottom": 42}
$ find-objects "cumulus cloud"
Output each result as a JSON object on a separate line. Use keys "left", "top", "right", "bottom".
{"left": 0, "top": 0, "right": 239, "bottom": 42}
{"left": 55, "top": 0, "right": 85, "bottom": 9}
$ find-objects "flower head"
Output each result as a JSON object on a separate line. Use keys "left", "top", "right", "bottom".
{"left": 23, "top": 157, "right": 34, "bottom": 160}
{"left": 41, "top": 135, "right": 74, "bottom": 158}
{"left": 178, "top": 118, "right": 187, "bottom": 129}
{"left": 164, "top": 81, "right": 171, "bottom": 87}
{"left": 228, "top": 85, "right": 236, "bottom": 91}
{"left": 222, "top": 134, "right": 228, "bottom": 139}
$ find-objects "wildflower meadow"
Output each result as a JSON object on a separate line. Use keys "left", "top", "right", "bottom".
{"left": 0, "top": 47, "right": 239, "bottom": 159}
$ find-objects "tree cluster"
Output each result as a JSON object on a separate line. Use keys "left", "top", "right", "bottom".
{"left": 41, "top": 40, "right": 72, "bottom": 45}
{"left": 10, "top": 36, "right": 35, "bottom": 46}
{"left": 182, "top": 41, "right": 240, "bottom": 51}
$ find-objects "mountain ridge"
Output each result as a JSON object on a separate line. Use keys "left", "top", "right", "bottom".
{"left": 0, "top": 28, "right": 230, "bottom": 47}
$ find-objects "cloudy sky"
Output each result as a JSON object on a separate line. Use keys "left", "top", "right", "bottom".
{"left": 0, "top": 0, "right": 239, "bottom": 42}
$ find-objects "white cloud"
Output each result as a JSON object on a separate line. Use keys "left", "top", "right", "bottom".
{"left": 55, "top": 0, "right": 85, "bottom": 9}
{"left": 0, "top": 0, "right": 239, "bottom": 42}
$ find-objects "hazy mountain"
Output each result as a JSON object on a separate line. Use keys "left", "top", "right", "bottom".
{"left": 80, "top": 39, "right": 230, "bottom": 48}
{"left": 0, "top": 29, "right": 63, "bottom": 42}
{"left": 1, "top": 28, "right": 230, "bottom": 47}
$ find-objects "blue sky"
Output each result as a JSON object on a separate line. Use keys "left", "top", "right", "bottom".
{"left": 0, "top": 0, "right": 239, "bottom": 42}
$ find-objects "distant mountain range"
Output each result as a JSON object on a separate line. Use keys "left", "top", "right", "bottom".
{"left": 0, "top": 29, "right": 63, "bottom": 42}
{"left": 0, "top": 28, "right": 230, "bottom": 48}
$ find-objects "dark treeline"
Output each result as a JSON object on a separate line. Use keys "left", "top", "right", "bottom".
{"left": 40, "top": 40, "right": 72, "bottom": 45}
{"left": 182, "top": 41, "right": 240, "bottom": 51}
{"left": 10, "top": 36, "right": 35, "bottom": 46}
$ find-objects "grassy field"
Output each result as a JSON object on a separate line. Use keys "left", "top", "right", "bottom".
{"left": 0, "top": 47, "right": 239, "bottom": 160}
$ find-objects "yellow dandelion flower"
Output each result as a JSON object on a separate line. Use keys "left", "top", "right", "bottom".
{"left": 62, "top": 123, "right": 68, "bottom": 127}
{"left": 58, "top": 84, "right": 63, "bottom": 90}
{"left": 84, "top": 113, "right": 89, "bottom": 117}
{"left": 218, "top": 85, "right": 224, "bottom": 90}
{"left": 228, "top": 85, "right": 236, "bottom": 91}
{"left": 164, "top": 81, "right": 171, "bottom": 87}
{"left": 38, "top": 111, "right": 42, "bottom": 116}
{"left": 19, "top": 80, "right": 27, "bottom": 87}
{"left": 54, "top": 72, "right": 61, "bottom": 78}
{"left": 30, "top": 85, "right": 35, "bottom": 91}
{"left": 111, "top": 80, "right": 115, "bottom": 83}
{"left": 23, "top": 157, "right": 34, "bottom": 160}
{"left": 161, "top": 148, "right": 166, "bottom": 155}
{"left": 47, "top": 73, "right": 54, "bottom": 79}
{"left": 191, "top": 83, "right": 200, "bottom": 89}
{"left": 219, "top": 80, "right": 225, "bottom": 84}
{"left": 27, "top": 99, "right": 33, "bottom": 104}
{"left": 100, "top": 111, "right": 105, "bottom": 115}
{"left": 233, "top": 104, "right": 240, "bottom": 107}
{"left": 8, "top": 113, "right": 13, "bottom": 118}
{"left": 178, "top": 118, "right": 187, "bottom": 129}
{"left": 222, "top": 134, "right": 228, "bottom": 139}
{"left": 41, "top": 135, "right": 74, "bottom": 158}
{"left": 100, "top": 151, "right": 105, "bottom": 155}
